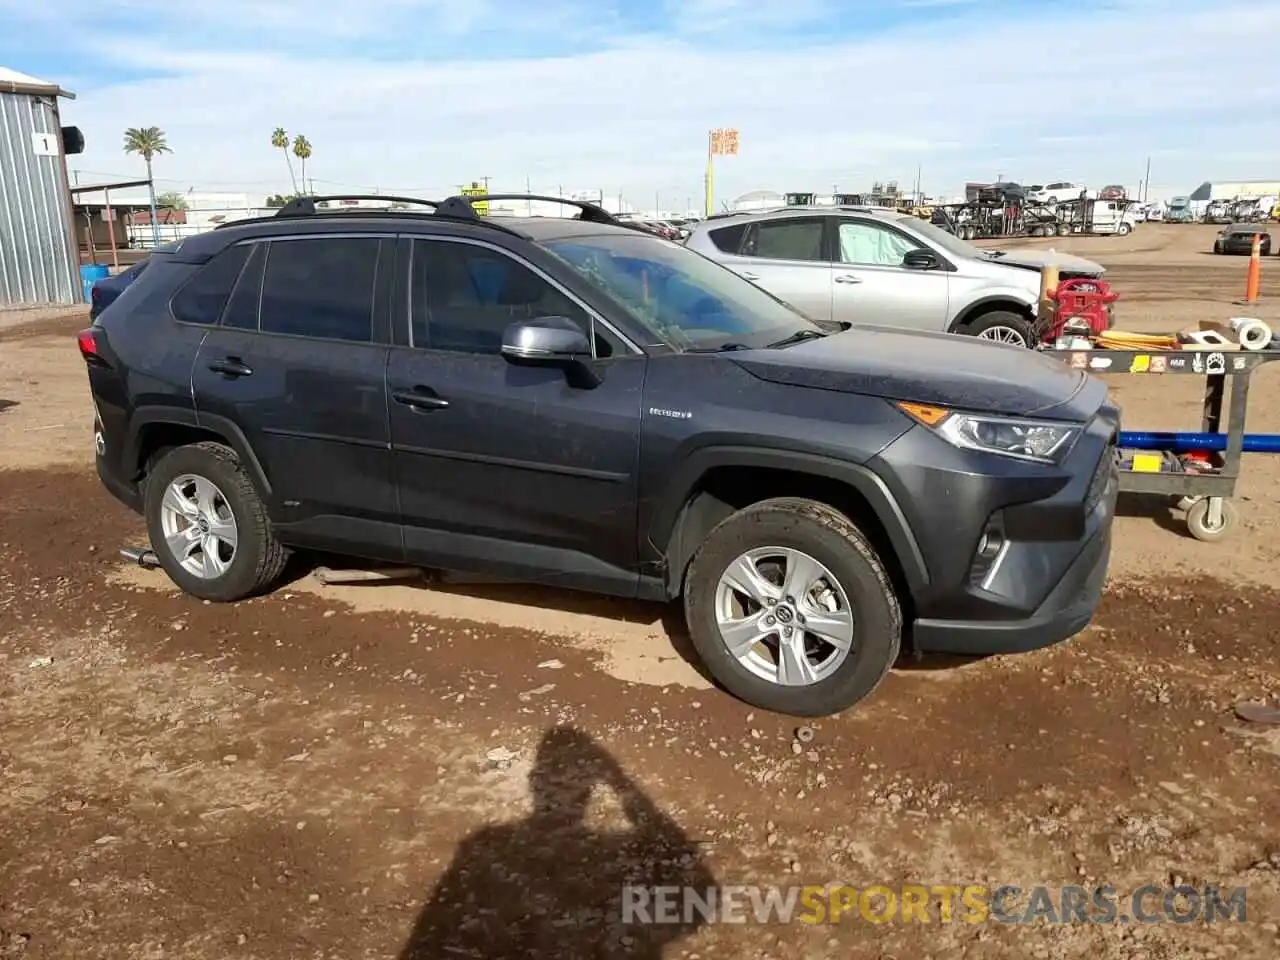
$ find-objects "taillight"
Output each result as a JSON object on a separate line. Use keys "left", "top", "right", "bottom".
{"left": 77, "top": 328, "right": 107, "bottom": 367}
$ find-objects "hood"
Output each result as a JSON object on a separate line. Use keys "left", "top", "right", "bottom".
{"left": 731, "top": 326, "right": 1098, "bottom": 421}
{"left": 983, "top": 248, "right": 1105, "bottom": 279}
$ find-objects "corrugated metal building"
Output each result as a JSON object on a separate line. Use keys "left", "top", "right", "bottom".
{"left": 0, "top": 66, "right": 80, "bottom": 306}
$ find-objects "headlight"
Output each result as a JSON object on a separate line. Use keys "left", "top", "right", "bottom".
{"left": 896, "top": 402, "right": 1080, "bottom": 464}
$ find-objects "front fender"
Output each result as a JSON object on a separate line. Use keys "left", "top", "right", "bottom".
{"left": 645, "top": 444, "right": 929, "bottom": 596}
{"left": 949, "top": 290, "right": 1038, "bottom": 332}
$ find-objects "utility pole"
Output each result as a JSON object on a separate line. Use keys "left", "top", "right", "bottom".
{"left": 914, "top": 163, "right": 922, "bottom": 203}
{"left": 1143, "top": 157, "right": 1151, "bottom": 202}
{"left": 655, "top": 191, "right": 660, "bottom": 216}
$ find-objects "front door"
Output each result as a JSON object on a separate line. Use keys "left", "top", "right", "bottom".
{"left": 191, "top": 235, "right": 398, "bottom": 556}
{"left": 830, "top": 217, "right": 950, "bottom": 330}
{"left": 387, "top": 236, "right": 645, "bottom": 597}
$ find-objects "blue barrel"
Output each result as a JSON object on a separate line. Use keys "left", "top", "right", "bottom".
{"left": 80, "top": 264, "right": 110, "bottom": 303}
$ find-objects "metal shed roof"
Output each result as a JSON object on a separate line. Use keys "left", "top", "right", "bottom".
{"left": 0, "top": 66, "right": 75, "bottom": 99}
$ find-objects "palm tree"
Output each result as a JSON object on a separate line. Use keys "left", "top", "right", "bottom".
{"left": 123, "top": 126, "right": 170, "bottom": 247}
{"left": 292, "top": 135, "right": 313, "bottom": 195}
{"left": 156, "top": 191, "right": 188, "bottom": 224}
{"left": 271, "top": 127, "right": 298, "bottom": 194}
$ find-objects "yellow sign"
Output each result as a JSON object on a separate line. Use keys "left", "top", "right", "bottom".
{"left": 460, "top": 181, "right": 489, "bottom": 216}
{"left": 710, "top": 128, "right": 740, "bottom": 157}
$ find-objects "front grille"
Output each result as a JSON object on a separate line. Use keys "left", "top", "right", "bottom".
{"left": 1085, "top": 435, "right": 1117, "bottom": 513}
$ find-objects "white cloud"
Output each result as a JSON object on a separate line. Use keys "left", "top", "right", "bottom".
{"left": 24, "top": 0, "right": 1280, "bottom": 207}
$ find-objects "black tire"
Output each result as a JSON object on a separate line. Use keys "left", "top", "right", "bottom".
{"left": 965, "top": 310, "right": 1034, "bottom": 347}
{"left": 144, "top": 441, "right": 289, "bottom": 602}
{"left": 682, "top": 498, "right": 901, "bottom": 717}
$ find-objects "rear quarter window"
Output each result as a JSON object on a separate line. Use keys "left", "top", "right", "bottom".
{"left": 708, "top": 223, "right": 749, "bottom": 254}
{"left": 170, "top": 244, "right": 253, "bottom": 325}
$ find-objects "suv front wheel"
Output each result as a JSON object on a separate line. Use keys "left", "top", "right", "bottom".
{"left": 144, "top": 442, "right": 289, "bottom": 602}
{"left": 966, "top": 311, "right": 1033, "bottom": 347}
{"left": 683, "top": 498, "right": 902, "bottom": 716}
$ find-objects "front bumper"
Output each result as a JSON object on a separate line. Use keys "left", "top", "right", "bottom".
{"left": 911, "top": 514, "right": 1112, "bottom": 654}
{"left": 870, "top": 396, "right": 1119, "bottom": 656}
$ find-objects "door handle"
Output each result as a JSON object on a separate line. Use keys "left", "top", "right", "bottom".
{"left": 834, "top": 274, "right": 862, "bottom": 284}
{"left": 392, "top": 387, "right": 450, "bottom": 411}
{"left": 207, "top": 357, "right": 253, "bottom": 377}
{"left": 739, "top": 271, "right": 760, "bottom": 280}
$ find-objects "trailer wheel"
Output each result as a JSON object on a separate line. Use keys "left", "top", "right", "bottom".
{"left": 1057, "top": 223, "right": 1071, "bottom": 236}
{"left": 1185, "top": 498, "right": 1237, "bottom": 543}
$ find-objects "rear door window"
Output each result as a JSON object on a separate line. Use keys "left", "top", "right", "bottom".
{"left": 170, "top": 243, "right": 252, "bottom": 325}
{"left": 743, "top": 219, "right": 826, "bottom": 262}
{"left": 259, "top": 238, "right": 380, "bottom": 342}
{"left": 221, "top": 243, "right": 266, "bottom": 330}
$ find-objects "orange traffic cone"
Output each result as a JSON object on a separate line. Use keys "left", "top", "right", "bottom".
{"left": 1238, "top": 233, "right": 1262, "bottom": 304}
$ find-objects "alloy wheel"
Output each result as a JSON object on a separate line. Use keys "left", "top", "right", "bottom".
{"left": 714, "top": 546, "right": 856, "bottom": 686}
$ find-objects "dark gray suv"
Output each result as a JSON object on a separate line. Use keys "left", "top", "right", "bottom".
{"left": 79, "top": 194, "right": 1119, "bottom": 717}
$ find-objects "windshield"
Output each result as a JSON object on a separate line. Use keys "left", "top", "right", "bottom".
{"left": 544, "top": 233, "right": 825, "bottom": 350}
{"left": 895, "top": 215, "right": 983, "bottom": 259}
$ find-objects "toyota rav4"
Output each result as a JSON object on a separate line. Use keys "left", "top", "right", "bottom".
{"left": 79, "top": 194, "right": 1119, "bottom": 717}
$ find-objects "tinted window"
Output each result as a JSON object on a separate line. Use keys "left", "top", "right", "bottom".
{"left": 170, "top": 244, "right": 251, "bottom": 325}
{"left": 744, "top": 219, "right": 825, "bottom": 262}
{"left": 221, "top": 243, "right": 266, "bottom": 330}
{"left": 411, "top": 240, "right": 600, "bottom": 356}
{"left": 708, "top": 222, "right": 749, "bottom": 254}
{"left": 259, "top": 238, "right": 379, "bottom": 342}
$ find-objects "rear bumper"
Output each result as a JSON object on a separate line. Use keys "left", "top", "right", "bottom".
{"left": 97, "top": 454, "right": 143, "bottom": 513}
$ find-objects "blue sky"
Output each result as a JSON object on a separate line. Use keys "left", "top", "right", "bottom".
{"left": 2, "top": 0, "right": 1277, "bottom": 210}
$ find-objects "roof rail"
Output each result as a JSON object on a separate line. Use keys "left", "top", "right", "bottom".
{"left": 274, "top": 194, "right": 439, "bottom": 217}
{"left": 435, "top": 193, "right": 619, "bottom": 225}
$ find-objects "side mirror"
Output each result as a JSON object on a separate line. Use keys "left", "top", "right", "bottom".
{"left": 501, "top": 316, "right": 592, "bottom": 363}
{"left": 903, "top": 249, "right": 938, "bottom": 270}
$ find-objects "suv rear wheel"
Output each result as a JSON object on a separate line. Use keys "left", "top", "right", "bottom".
{"left": 683, "top": 498, "right": 901, "bottom": 716}
{"left": 144, "top": 442, "right": 289, "bottom": 602}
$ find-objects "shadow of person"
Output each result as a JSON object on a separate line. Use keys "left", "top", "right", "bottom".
{"left": 399, "top": 726, "right": 719, "bottom": 959}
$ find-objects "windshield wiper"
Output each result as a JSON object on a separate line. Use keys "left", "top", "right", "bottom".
{"left": 766, "top": 329, "right": 829, "bottom": 349}
{"left": 686, "top": 342, "right": 752, "bottom": 353}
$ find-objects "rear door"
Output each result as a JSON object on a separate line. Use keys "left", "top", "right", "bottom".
{"left": 830, "top": 217, "right": 949, "bottom": 330}
{"left": 191, "top": 234, "right": 399, "bottom": 556}
{"left": 702, "top": 217, "right": 833, "bottom": 322}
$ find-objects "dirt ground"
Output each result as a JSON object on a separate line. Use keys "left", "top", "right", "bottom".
{"left": 2, "top": 223, "right": 1279, "bottom": 959}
